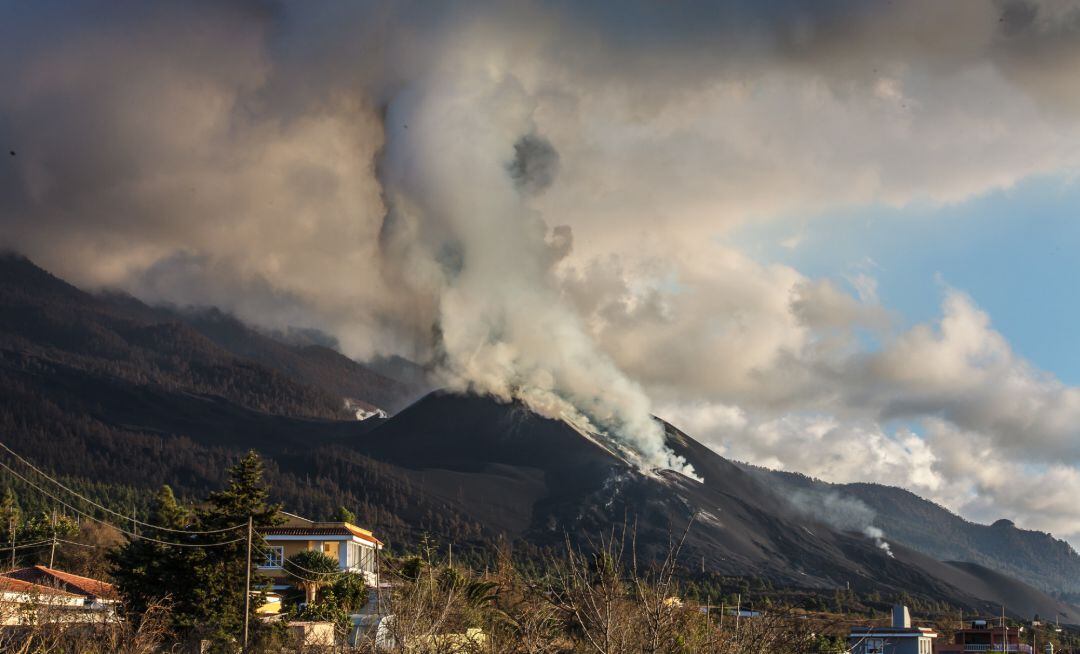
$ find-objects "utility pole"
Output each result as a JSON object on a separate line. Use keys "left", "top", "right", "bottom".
{"left": 1002, "top": 605, "right": 1006, "bottom": 653}
{"left": 375, "top": 543, "right": 382, "bottom": 615}
{"left": 48, "top": 508, "right": 57, "bottom": 568}
{"left": 736, "top": 593, "right": 741, "bottom": 635}
{"left": 243, "top": 515, "right": 253, "bottom": 652}
{"left": 8, "top": 515, "right": 14, "bottom": 570}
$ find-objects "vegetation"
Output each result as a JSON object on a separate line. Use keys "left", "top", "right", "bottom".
{"left": 109, "top": 451, "right": 281, "bottom": 649}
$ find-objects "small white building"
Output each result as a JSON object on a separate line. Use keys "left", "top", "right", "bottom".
{"left": 0, "top": 577, "right": 99, "bottom": 626}
{"left": 848, "top": 605, "right": 937, "bottom": 654}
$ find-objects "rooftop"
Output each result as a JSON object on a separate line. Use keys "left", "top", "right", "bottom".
{"left": 2, "top": 566, "right": 118, "bottom": 600}
{"left": 263, "top": 512, "right": 382, "bottom": 545}
{"left": 0, "top": 575, "right": 82, "bottom": 598}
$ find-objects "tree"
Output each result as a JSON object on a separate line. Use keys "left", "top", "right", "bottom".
{"left": 55, "top": 520, "right": 124, "bottom": 579}
{"left": 0, "top": 488, "right": 21, "bottom": 565}
{"left": 331, "top": 505, "right": 357, "bottom": 524}
{"left": 110, "top": 485, "right": 193, "bottom": 620}
{"left": 188, "top": 450, "right": 282, "bottom": 646}
{"left": 111, "top": 451, "right": 282, "bottom": 649}
{"left": 285, "top": 550, "right": 339, "bottom": 604}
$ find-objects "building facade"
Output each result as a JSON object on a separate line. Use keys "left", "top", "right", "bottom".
{"left": 936, "top": 619, "right": 1033, "bottom": 653}
{"left": 258, "top": 512, "right": 382, "bottom": 594}
{"left": 848, "top": 605, "right": 937, "bottom": 654}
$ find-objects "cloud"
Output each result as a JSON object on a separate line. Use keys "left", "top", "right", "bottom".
{"left": 657, "top": 287, "right": 1080, "bottom": 543}
{"left": 5, "top": 1, "right": 1080, "bottom": 529}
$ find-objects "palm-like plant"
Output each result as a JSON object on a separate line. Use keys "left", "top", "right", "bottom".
{"left": 285, "top": 550, "right": 340, "bottom": 604}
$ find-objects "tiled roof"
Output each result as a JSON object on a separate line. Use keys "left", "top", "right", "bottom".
{"left": 262, "top": 524, "right": 382, "bottom": 545}
{"left": 3, "top": 566, "right": 118, "bottom": 600}
{"left": 0, "top": 576, "right": 81, "bottom": 598}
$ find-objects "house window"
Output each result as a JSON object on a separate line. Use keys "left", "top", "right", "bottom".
{"left": 261, "top": 546, "right": 284, "bottom": 568}
{"left": 322, "top": 541, "right": 340, "bottom": 561}
{"left": 865, "top": 638, "right": 885, "bottom": 654}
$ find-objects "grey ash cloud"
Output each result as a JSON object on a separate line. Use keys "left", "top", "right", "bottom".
{"left": 508, "top": 134, "right": 560, "bottom": 196}
{"left": 7, "top": 0, "right": 1080, "bottom": 528}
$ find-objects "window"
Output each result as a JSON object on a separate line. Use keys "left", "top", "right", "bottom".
{"left": 865, "top": 639, "right": 884, "bottom": 654}
{"left": 360, "top": 545, "right": 375, "bottom": 572}
{"left": 322, "top": 541, "right": 340, "bottom": 561}
{"left": 261, "top": 546, "right": 284, "bottom": 568}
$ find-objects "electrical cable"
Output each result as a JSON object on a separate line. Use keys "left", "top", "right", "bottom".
{"left": 253, "top": 538, "right": 348, "bottom": 577}
{"left": 0, "top": 459, "right": 245, "bottom": 548}
{"left": 0, "top": 539, "right": 53, "bottom": 552}
{"left": 0, "top": 440, "right": 244, "bottom": 534}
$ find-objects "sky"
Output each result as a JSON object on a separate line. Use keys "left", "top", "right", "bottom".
{"left": 4, "top": 1, "right": 1080, "bottom": 542}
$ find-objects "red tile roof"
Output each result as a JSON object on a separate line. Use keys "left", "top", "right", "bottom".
{"left": 2, "top": 566, "right": 118, "bottom": 600}
{"left": 262, "top": 524, "right": 382, "bottom": 545}
{"left": 0, "top": 576, "right": 81, "bottom": 598}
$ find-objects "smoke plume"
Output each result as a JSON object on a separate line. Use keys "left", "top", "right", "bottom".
{"left": 8, "top": 1, "right": 1080, "bottom": 509}
{"left": 376, "top": 66, "right": 694, "bottom": 475}
{"left": 789, "top": 490, "right": 894, "bottom": 557}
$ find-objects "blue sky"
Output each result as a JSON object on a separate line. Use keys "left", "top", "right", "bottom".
{"left": 734, "top": 173, "right": 1080, "bottom": 383}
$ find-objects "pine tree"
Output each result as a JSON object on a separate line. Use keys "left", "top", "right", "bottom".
{"left": 109, "top": 485, "right": 194, "bottom": 621}
{"left": 111, "top": 453, "right": 282, "bottom": 649}
{"left": 189, "top": 450, "right": 282, "bottom": 646}
{"left": 0, "top": 488, "right": 21, "bottom": 541}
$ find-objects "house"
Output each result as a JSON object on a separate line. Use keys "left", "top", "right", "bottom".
{"left": 848, "top": 605, "right": 937, "bottom": 654}
{"left": 258, "top": 512, "right": 383, "bottom": 595}
{"left": 2, "top": 566, "right": 118, "bottom": 611}
{"left": 936, "top": 618, "right": 1033, "bottom": 653}
{"left": 0, "top": 577, "right": 96, "bottom": 626}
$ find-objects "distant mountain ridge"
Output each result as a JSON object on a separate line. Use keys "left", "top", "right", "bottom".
{"left": 1, "top": 253, "right": 1078, "bottom": 620}
{"left": 746, "top": 466, "right": 1080, "bottom": 596}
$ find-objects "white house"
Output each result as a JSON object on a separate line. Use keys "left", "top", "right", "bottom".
{"left": 258, "top": 512, "right": 383, "bottom": 595}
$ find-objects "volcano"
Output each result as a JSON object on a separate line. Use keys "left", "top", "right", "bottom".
{"left": 0, "top": 253, "right": 1077, "bottom": 620}
{"left": 341, "top": 392, "right": 1077, "bottom": 619}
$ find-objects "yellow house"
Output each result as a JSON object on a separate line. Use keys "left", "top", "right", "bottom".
{"left": 258, "top": 512, "right": 382, "bottom": 596}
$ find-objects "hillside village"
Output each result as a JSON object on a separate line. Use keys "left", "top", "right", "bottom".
{"left": 0, "top": 446, "right": 1077, "bottom": 653}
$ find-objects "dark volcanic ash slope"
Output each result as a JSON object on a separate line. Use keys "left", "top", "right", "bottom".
{"left": 749, "top": 465, "right": 1080, "bottom": 598}
{"left": 345, "top": 393, "right": 1077, "bottom": 618}
{"left": 1, "top": 254, "right": 1075, "bottom": 619}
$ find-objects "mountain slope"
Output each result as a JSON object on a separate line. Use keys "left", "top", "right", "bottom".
{"left": 749, "top": 466, "right": 1080, "bottom": 596}
{"left": 1, "top": 254, "right": 1077, "bottom": 620}
{"left": 168, "top": 307, "right": 425, "bottom": 413}
{"left": 345, "top": 393, "right": 1076, "bottom": 619}
{"left": 0, "top": 254, "right": 346, "bottom": 420}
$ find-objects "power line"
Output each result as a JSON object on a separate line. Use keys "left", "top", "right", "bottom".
{"left": 54, "top": 538, "right": 96, "bottom": 549}
{"left": 0, "top": 459, "right": 245, "bottom": 548}
{"left": 0, "top": 539, "right": 53, "bottom": 552}
{"left": 0, "top": 441, "right": 243, "bottom": 534}
{"left": 249, "top": 542, "right": 325, "bottom": 585}
{"left": 253, "top": 539, "right": 348, "bottom": 578}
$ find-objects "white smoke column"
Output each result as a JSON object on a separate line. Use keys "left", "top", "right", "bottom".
{"left": 788, "top": 490, "right": 894, "bottom": 557}
{"left": 377, "top": 56, "right": 695, "bottom": 477}
{"left": 863, "top": 526, "right": 894, "bottom": 558}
